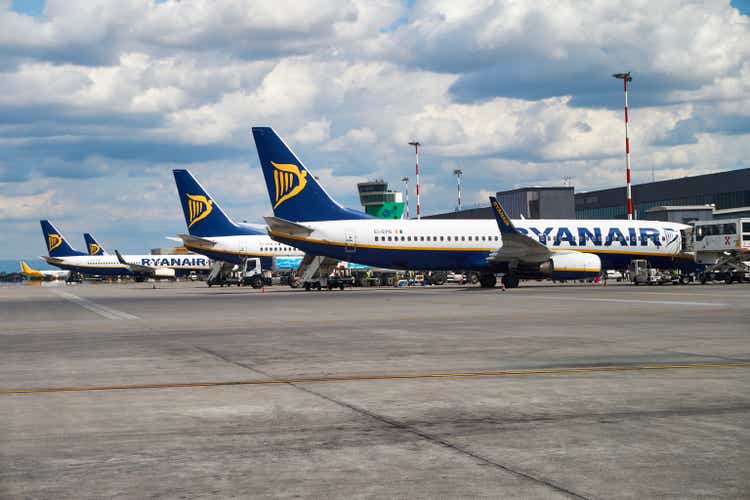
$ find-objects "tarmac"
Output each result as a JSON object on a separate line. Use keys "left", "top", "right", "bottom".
{"left": 1, "top": 280, "right": 749, "bottom": 499}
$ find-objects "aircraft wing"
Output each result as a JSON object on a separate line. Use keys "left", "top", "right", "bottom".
{"left": 264, "top": 216, "right": 313, "bottom": 236}
{"left": 114, "top": 250, "right": 153, "bottom": 274}
{"left": 487, "top": 196, "right": 552, "bottom": 263}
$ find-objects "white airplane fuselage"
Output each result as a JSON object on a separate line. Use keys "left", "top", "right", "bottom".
{"left": 269, "top": 218, "right": 695, "bottom": 273}
{"left": 44, "top": 254, "right": 211, "bottom": 276}
{"left": 180, "top": 234, "right": 305, "bottom": 270}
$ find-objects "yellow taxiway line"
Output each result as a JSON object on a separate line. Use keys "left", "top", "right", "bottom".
{"left": 2, "top": 362, "right": 749, "bottom": 395}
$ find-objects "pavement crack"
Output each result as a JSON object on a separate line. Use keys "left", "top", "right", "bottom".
{"left": 190, "top": 345, "right": 274, "bottom": 378}
{"left": 192, "top": 344, "right": 592, "bottom": 500}
{"left": 292, "top": 384, "right": 593, "bottom": 500}
{"left": 667, "top": 351, "right": 750, "bottom": 362}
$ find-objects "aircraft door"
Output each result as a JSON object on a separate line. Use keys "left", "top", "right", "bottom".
{"left": 345, "top": 230, "right": 356, "bottom": 254}
{"left": 680, "top": 227, "right": 694, "bottom": 253}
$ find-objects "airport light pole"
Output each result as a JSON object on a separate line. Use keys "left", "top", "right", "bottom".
{"left": 613, "top": 72, "right": 633, "bottom": 220}
{"left": 453, "top": 168, "right": 463, "bottom": 211}
{"left": 401, "top": 176, "right": 409, "bottom": 219}
{"left": 408, "top": 141, "right": 421, "bottom": 219}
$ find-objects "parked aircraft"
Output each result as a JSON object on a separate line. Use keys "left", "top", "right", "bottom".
{"left": 173, "top": 169, "right": 304, "bottom": 270}
{"left": 251, "top": 127, "right": 695, "bottom": 288}
{"left": 84, "top": 233, "right": 107, "bottom": 255}
{"left": 40, "top": 220, "right": 210, "bottom": 277}
{"left": 19, "top": 261, "right": 70, "bottom": 280}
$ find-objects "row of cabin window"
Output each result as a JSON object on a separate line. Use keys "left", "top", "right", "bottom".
{"left": 260, "top": 246, "right": 294, "bottom": 252}
{"left": 374, "top": 235, "right": 500, "bottom": 243}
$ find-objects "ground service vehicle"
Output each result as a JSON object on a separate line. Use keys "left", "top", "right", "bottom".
{"left": 207, "top": 258, "right": 264, "bottom": 288}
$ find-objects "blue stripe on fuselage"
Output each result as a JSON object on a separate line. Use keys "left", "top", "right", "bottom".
{"left": 271, "top": 235, "right": 492, "bottom": 270}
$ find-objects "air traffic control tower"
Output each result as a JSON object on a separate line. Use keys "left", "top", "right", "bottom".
{"left": 357, "top": 180, "right": 405, "bottom": 219}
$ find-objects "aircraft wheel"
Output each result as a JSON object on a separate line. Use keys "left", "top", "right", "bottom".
{"left": 502, "top": 274, "right": 520, "bottom": 289}
{"left": 479, "top": 274, "right": 497, "bottom": 288}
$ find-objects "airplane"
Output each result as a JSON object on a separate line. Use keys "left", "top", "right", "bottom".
{"left": 40, "top": 220, "right": 211, "bottom": 278}
{"left": 113, "top": 250, "right": 182, "bottom": 280}
{"left": 172, "top": 169, "right": 305, "bottom": 270}
{"left": 251, "top": 126, "right": 695, "bottom": 288}
{"left": 19, "top": 260, "right": 70, "bottom": 281}
{"left": 84, "top": 233, "right": 107, "bottom": 255}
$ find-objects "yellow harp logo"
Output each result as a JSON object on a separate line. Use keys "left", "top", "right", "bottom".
{"left": 186, "top": 194, "right": 213, "bottom": 228}
{"left": 48, "top": 233, "right": 63, "bottom": 252}
{"left": 88, "top": 243, "right": 100, "bottom": 255}
{"left": 272, "top": 162, "right": 308, "bottom": 209}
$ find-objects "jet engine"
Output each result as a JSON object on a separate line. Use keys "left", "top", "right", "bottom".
{"left": 538, "top": 251, "right": 601, "bottom": 280}
{"left": 152, "top": 268, "right": 176, "bottom": 279}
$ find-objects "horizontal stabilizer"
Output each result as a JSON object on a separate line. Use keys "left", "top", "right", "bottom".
{"left": 264, "top": 216, "right": 313, "bottom": 236}
{"left": 41, "top": 256, "right": 64, "bottom": 265}
{"left": 176, "top": 234, "right": 217, "bottom": 248}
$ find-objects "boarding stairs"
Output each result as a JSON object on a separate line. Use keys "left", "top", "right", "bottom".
{"left": 207, "top": 260, "right": 235, "bottom": 283}
{"left": 295, "top": 254, "right": 340, "bottom": 287}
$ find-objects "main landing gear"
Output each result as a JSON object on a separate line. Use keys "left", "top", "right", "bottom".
{"left": 501, "top": 273, "right": 520, "bottom": 289}
{"left": 478, "top": 273, "right": 521, "bottom": 288}
{"left": 478, "top": 273, "right": 497, "bottom": 288}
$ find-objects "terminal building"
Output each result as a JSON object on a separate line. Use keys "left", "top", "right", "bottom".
{"left": 425, "top": 167, "right": 750, "bottom": 222}
{"left": 574, "top": 167, "right": 750, "bottom": 221}
{"left": 425, "top": 186, "right": 574, "bottom": 220}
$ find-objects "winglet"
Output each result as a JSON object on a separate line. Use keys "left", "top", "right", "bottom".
{"left": 489, "top": 196, "right": 516, "bottom": 234}
{"left": 114, "top": 249, "right": 127, "bottom": 265}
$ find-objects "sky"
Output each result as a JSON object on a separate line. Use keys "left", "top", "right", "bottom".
{"left": 1, "top": 0, "right": 749, "bottom": 258}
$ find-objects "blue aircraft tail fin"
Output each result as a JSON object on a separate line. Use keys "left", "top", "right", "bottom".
{"left": 489, "top": 197, "right": 517, "bottom": 235}
{"left": 40, "top": 220, "right": 86, "bottom": 257}
{"left": 173, "top": 169, "right": 262, "bottom": 237}
{"left": 251, "top": 126, "right": 372, "bottom": 222}
{"left": 83, "top": 233, "right": 106, "bottom": 255}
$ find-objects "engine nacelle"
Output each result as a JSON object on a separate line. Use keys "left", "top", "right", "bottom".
{"left": 539, "top": 252, "right": 601, "bottom": 280}
{"left": 153, "top": 268, "right": 176, "bottom": 279}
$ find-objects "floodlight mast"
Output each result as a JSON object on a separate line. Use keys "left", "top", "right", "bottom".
{"left": 453, "top": 169, "right": 463, "bottom": 211}
{"left": 613, "top": 72, "right": 633, "bottom": 220}
{"left": 408, "top": 141, "right": 421, "bottom": 219}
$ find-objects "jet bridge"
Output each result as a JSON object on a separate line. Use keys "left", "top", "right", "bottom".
{"left": 693, "top": 218, "right": 750, "bottom": 283}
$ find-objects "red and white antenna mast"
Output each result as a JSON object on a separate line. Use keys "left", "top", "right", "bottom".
{"left": 401, "top": 176, "right": 409, "bottom": 219}
{"left": 453, "top": 169, "right": 463, "bottom": 211}
{"left": 409, "top": 141, "right": 421, "bottom": 219}
{"left": 613, "top": 72, "right": 633, "bottom": 220}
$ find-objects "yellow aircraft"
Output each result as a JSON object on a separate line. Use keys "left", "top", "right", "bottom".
{"left": 20, "top": 261, "right": 70, "bottom": 280}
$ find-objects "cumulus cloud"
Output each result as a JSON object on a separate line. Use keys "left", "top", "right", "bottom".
{"left": 0, "top": 0, "right": 749, "bottom": 258}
